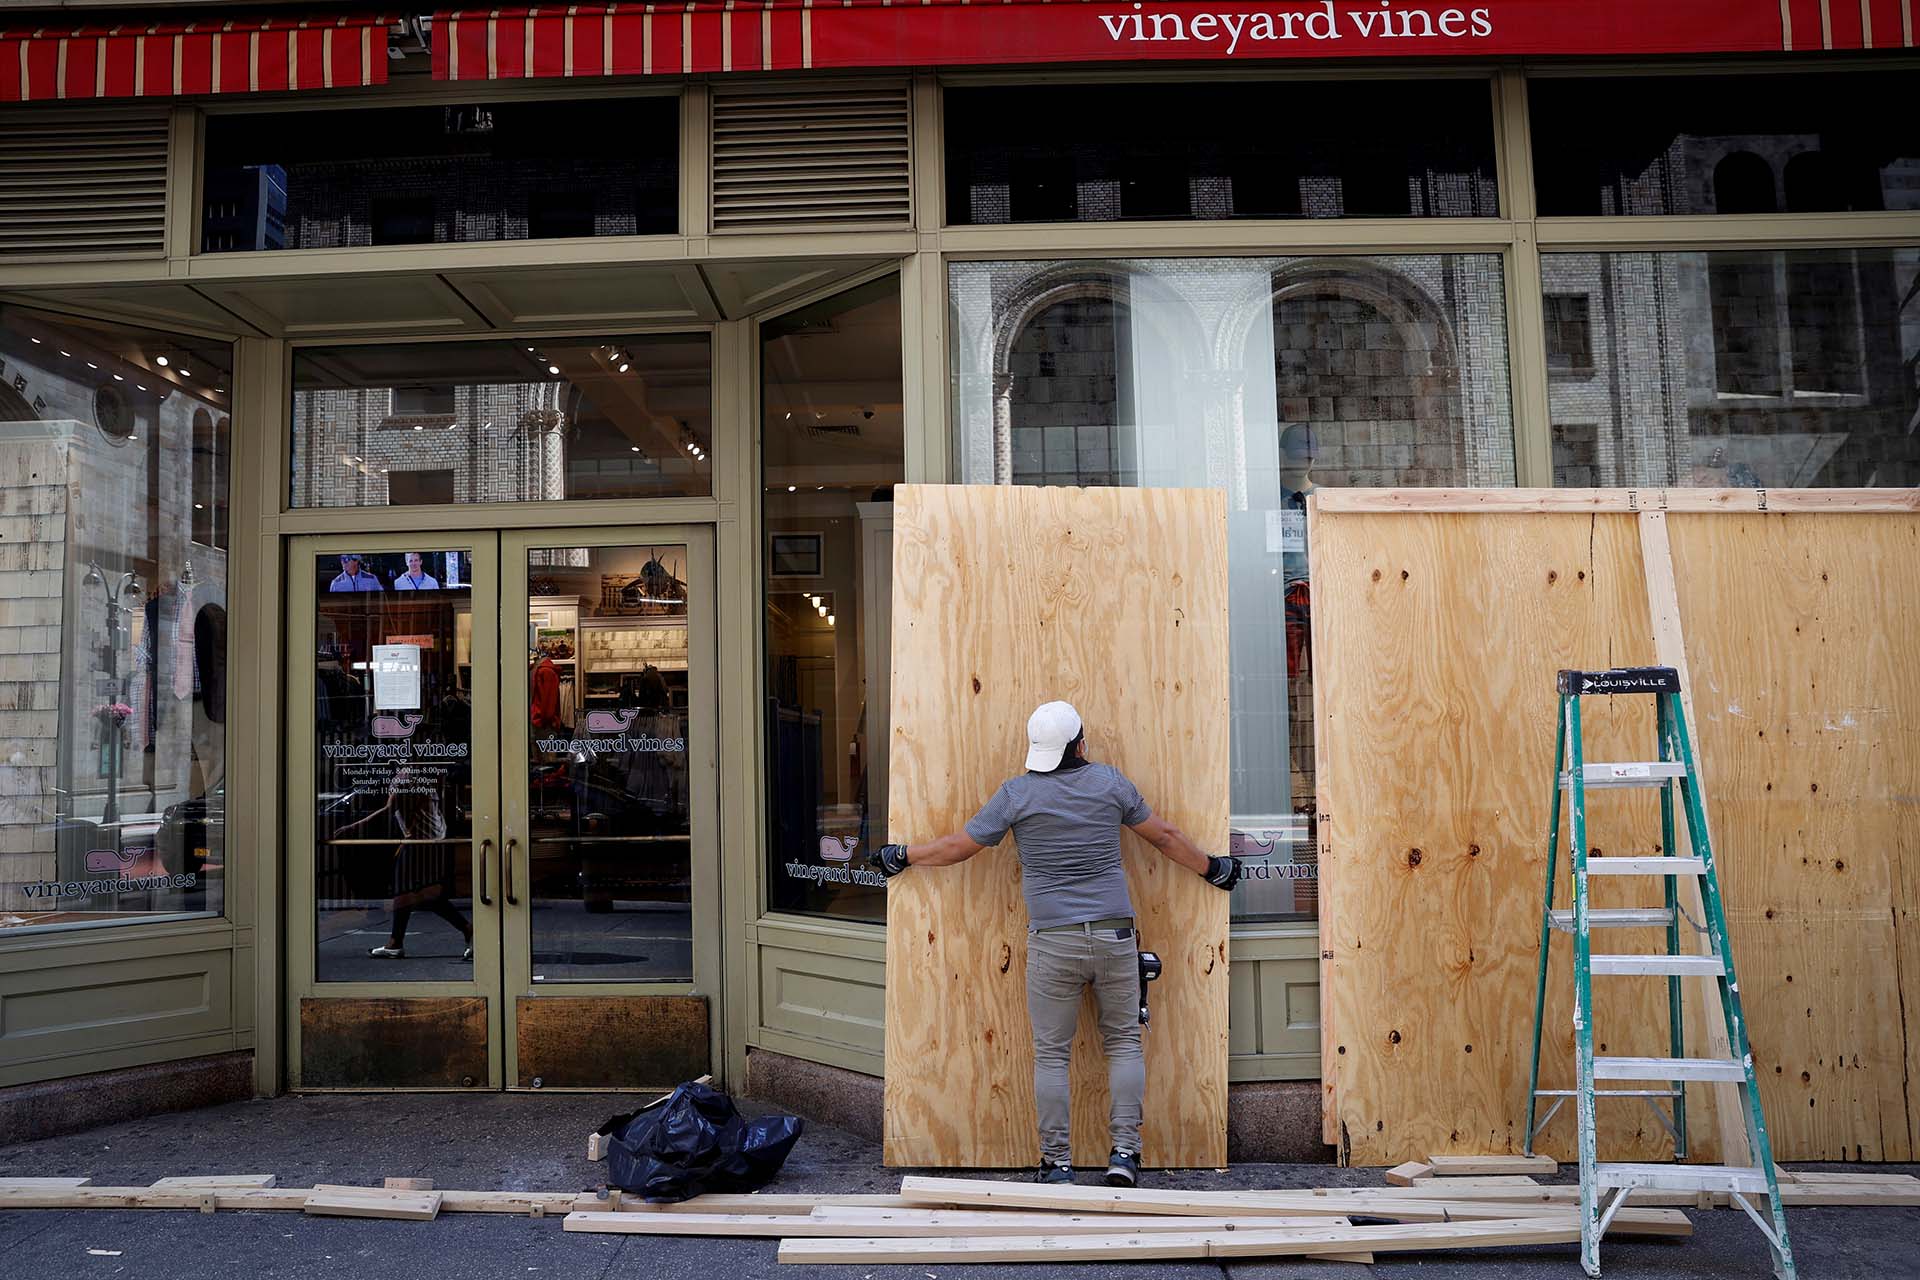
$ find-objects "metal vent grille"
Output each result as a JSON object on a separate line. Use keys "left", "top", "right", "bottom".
{"left": 0, "top": 112, "right": 169, "bottom": 260}
{"left": 711, "top": 84, "right": 911, "bottom": 232}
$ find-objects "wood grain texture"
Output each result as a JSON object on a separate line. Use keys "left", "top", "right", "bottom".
{"left": 1668, "top": 512, "right": 1920, "bottom": 1162}
{"left": 883, "top": 485, "right": 1231, "bottom": 1169}
{"left": 1316, "top": 510, "right": 1678, "bottom": 1165}
{"left": 1316, "top": 504, "right": 1920, "bottom": 1167}
{"left": 515, "top": 995, "right": 708, "bottom": 1088}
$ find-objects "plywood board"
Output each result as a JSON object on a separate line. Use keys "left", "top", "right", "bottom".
{"left": 884, "top": 485, "right": 1231, "bottom": 1168}
{"left": 1314, "top": 509, "right": 1680, "bottom": 1165}
{"left": 1315, "top": 499, "right": 1920, "bottom": 1167}
{"left": 1668, "top": 512, "right": 1920, "bottom": 1162}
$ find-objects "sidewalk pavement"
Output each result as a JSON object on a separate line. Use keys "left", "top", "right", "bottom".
{"left": 0, "top": 1089, "right": 1908, "bottom": 1279}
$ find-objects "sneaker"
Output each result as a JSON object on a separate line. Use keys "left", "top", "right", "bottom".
{"left": 368, "top": 944, "right": 404, "bottom": 958}
{"left": 1104, "top": 1148, "right": 1140, "bottom": 1188}
{"left": 1035, "top": 1161, "right": 1073, "bottom": 1184}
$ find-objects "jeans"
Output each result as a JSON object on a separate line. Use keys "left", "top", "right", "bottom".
{"left": 1025, "top": 925, "right": 1144, "bottom": 1165}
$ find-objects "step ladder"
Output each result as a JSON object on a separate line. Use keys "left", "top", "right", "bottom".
{"left": 1523, "top": 666, "right": 1795, "bottom": 1279}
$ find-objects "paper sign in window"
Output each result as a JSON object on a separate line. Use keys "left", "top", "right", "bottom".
{"left": 371, "top": 644, "right": 422, "bottom": 711}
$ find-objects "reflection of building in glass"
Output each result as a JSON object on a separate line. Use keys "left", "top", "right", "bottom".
{"left": 293, "top": 384, "right": 574, "bottom": 507}
{"left": 0, "top": 319, "right": 227, "bottom": 917}
{"left": 952, "top": 255, "right": 1515, "bottom": 920}
{"left": 1543, "top": 140, "right": 1920, "bottom": 487}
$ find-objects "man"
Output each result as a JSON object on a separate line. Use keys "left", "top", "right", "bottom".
{"left": 328, "top": 554, "right": 381, "bottom": 593}
{"left": 394, "top": 552, "right": 439, "bottom": 591}
{"left": 872, "top": 700, "right": 1240, "bottom": 1188}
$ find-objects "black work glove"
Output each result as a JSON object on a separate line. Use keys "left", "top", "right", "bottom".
{"left": 872, "top": 844, "right": 912, "bottom": 878}
{"left": 1203, "top": 855, "right": 1242, "bottom": 890}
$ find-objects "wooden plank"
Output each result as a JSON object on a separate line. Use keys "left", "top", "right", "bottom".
{"left": 304, "top": 1186, "right": 443, "bottom": 1221}
{"left": 1410, "top": 1175, "right": 1543, "bottom": 1187}
{"left": 1310, "top": 492, "right": 1342, "bottom": 1147}
{"left": 383, "top": 1178, "right": 432, "bottom": 1191}
{"left": 1425, "top": 1154, "right": 1557, "bottom": 1176}
{"left": 776, "top": 1215, "right": 1584, "bottom": 1264}
{"left": 1638, "top": 509, "right": 1747, "bottom": 1168}
{"left": 1370, "top": 1180, "right": 1920, "bottom": 1209}
{"left": 150, "top": 1176, "right": 277, "bottom": 1188}
{"left": 1312, "top": 488, "right": 1920, "bottom": 515}
{"left": 565, "top": 1210, "right": 1352, "bottom": 1237}
{"left": 1384, "top": 1161, "right": 1431, "bottom": 1186}
{"left": 0, "top": 1186, "right": 313, "bottom": 1211}
{"left": 572, "top": 1192, "right": 923, "bottom": 1214}
{"left": 892, "top": 1176, "right": 1692, "bottom": 1235}
{"left": 1668, "top": 511, "right": 1920, "bottom": 1163}
{"left": 0, "top": 1177, "right": 91, "bottom": 1188}
{"left": 884, "top": 485, "right": 1231, "bottom": 1169}
{"left": 1313, "top": 508, "right": 1680, "bottom": 1165}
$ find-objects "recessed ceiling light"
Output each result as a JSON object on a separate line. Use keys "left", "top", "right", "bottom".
{"left": 194, "top": 502, "right": 204, "bottom": 510}
{"left": 179, "top": 368, "right": 191, "bottom": 377}
{"left": 128, "top": 435, "right": 138, "bottom": 442}
{"left": 526, "top": 347, "right": 536, "bottom": 353}
{"left": 155, "top": 356, "right": 169, "bottom": 366}
{"left": 136, "top": 385, "right": 147, "bottom": 391}
{"left": 413, "top": 424, "right": 424, "bottom": 431}
{"left": 787, "top": 485, "right": 796, "bottom": 493}
{"left": 548, "top": 365, "right": 560, "bottom": 375}
{"left": 58, "top": 350, "right": 71, "bottom": 357}
{"left": 618, "top": 363, "right": 630, "bottom": 373}
{"left": 113, "top": 374, "right": 124, "bottom": 382}
{"left": 28, "top": 337, "right": 39, "bottom": 344}
{"left": 630, "top": 446, "right": 641, "bottom": 453}
{"left": 85, "top": 362, "right": 97, "bottom": 370}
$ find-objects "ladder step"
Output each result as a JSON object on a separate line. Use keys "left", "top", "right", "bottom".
{"left": 1594, "top": 1162, "right": 1770, "bottom": 1194}
{"left": 1584, "top": 857, "right": 1704, "bottom": 876}
{"left": 1594, "top": 1055, "right": 1748, "bottom": 1082}
{"left": 1591, "top": 953, "right": 1725, "bottom": 977}
{"left": 1560, "top": 761, "right": 1688, "bottom": 790}
{"left": 1548, "top": 907, "right": 1677, "bottom": 931}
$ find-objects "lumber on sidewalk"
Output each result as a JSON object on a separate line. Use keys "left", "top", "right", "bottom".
{"left": 893, "top": 1176, "right": 1692, "bottom": 1236}
{"left": 777, "top": 1215, "right": 1583, "bottom": 1264}
{"left": 305, "top": 1186, "right": 443, "bottom": 1221}
{"left": 1424, "top": 1154, "right": 1557, "bottom": 1176}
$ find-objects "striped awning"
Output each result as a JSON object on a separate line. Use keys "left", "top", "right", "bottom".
{"left": 0, "top": 13, "right": 394, "bottom": 104}
{"left": 432, "top": 0, "right": 1911, "bottom": 83}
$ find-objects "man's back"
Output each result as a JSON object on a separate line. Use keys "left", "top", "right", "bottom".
{"left": 965, "top": 763, "right": 1150, "bottom": 928}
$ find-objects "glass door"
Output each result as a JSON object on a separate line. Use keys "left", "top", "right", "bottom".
{"left": 286, "top": 534, "right": 502, "bottom": 1088}
{"left": 499, "top": 528, "right": 718, "bottom": 1089}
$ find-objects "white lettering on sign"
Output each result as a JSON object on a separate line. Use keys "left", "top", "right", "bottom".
{"left": 1098, "top": 1, "right": 1492, "bottom": 53}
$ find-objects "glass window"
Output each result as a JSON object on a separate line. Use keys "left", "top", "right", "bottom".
{"left": 762, "top": 278, "right": 904, "bottom": 922}
{"left": 0, "top": 306, "right": 232, "bottom": 930}
{"left": 291, "top": 335, "right": 712, "bottom": 508}
{"left": 314, "top": 549, "right": 477, "bottom": 980}
{"left": 945, "top": 81, "right": 1498, "bottom": 226}
{"left": 1542, "top": 248, "right": 1920, "bottom": 487}
{"left": 1530, "top": 72, "right": 1920, "bottom": 217}
{"left": 952, "top": 257, "right": 1516, "bottom": 921}
{"left": 523, "top": 544, "right": 693, "bottom": 981}
{"left": 201, "top": 98, "right": 678, "bottom": 253}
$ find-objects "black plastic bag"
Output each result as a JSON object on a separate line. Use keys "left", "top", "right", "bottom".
{"left": 605, "top": 1080, "right": 804, "bottom": 1202}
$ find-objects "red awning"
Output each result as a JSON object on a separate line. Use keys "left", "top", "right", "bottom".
{"left": 432, "top": 0, "right": 1913, "bottom": 84}
{"left": 0, "top": 13, "right": 394, "bottom": 104}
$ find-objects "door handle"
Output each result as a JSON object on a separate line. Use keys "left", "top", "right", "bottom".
{"left": 505, "top": 835, "right": 520, "bottom": 906}
{"left": 478, "top": 837, "right": 494, "bottom": 907}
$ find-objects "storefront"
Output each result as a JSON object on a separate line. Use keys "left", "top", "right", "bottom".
{"left": 0, "top": 1, "right": 1914, "bottom": 1139}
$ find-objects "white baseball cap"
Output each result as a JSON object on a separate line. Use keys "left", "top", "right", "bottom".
{"left": 1025, "top": 700, "right": 1083, "bottom": 772}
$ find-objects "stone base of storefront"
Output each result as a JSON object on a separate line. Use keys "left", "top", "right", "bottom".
{"left": 0, "top": 1051, "right": 255, "bottom": 1147}
{"left": 741, "top": 1047, "right": 1334, "bottom": 1163}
